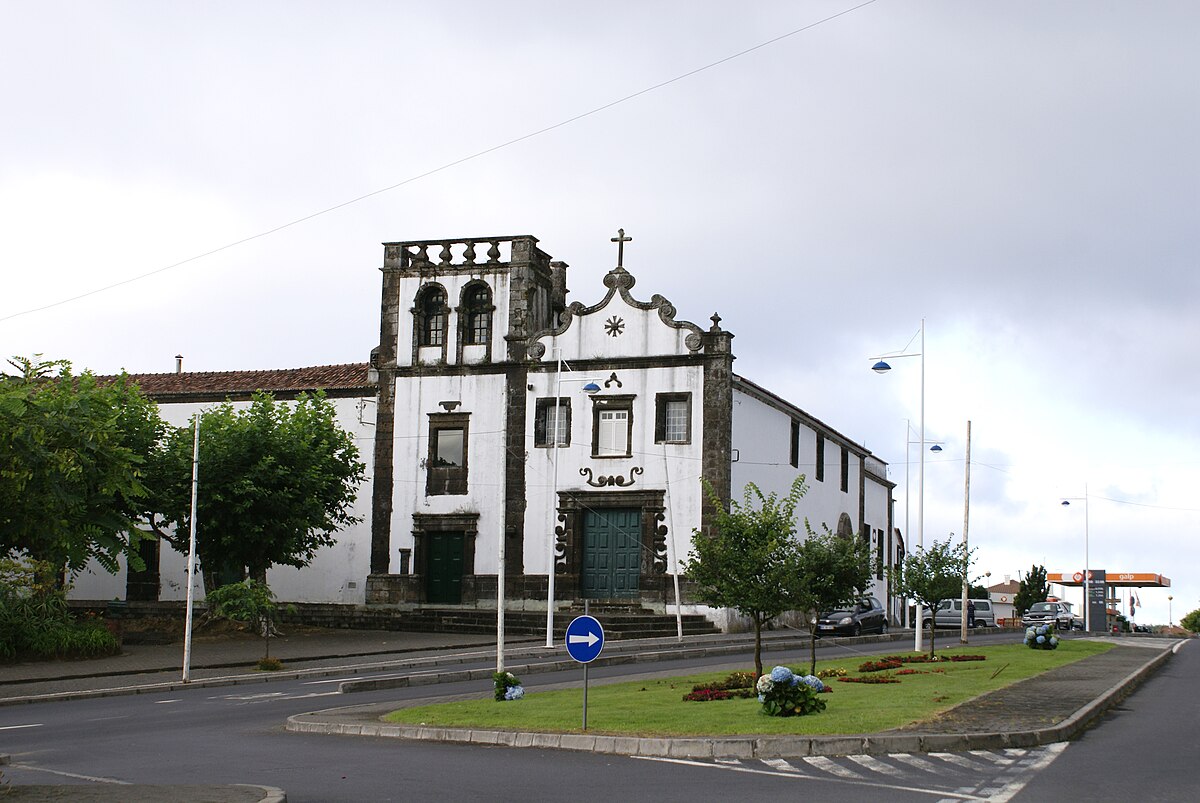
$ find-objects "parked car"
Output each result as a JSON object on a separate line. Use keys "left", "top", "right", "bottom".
{"left": 928, "top": 598, "right": 996, "bottom": 628}
{"left": 1022, "top": 601, "right": 1075, "bottom": 630}
{"left": 816, "top": 597, "right": 887, "bottom": 636}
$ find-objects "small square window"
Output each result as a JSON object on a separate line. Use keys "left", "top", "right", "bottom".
{"left": 654, "top": 393, "right": 691, "bottom": 444}
{"left": 592, "top": 396, "right": 634, "bottom": 457}
{"left": 427, "top": 413, "right": 468, "bottom": 496}
{"left": 534, "top": 398, "right": 571, "bottom": 447}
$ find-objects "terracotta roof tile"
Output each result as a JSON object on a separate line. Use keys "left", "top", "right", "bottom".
{"left": 102, "top": 363, "right": 373, "bottom": 400}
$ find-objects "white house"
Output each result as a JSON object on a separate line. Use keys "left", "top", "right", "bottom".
{"left": 72, "top": 232, "right": 902, "bottom": 628}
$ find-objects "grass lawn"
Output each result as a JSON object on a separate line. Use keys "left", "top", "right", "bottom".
{"left": 385, "top": 641, "right": 1113, "bottom": 736}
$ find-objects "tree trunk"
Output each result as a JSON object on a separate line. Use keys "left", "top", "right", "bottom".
{"left": 809, "top": 622, "right": 818, "bottom": 676}
{"left": 928, "top": 620, "right": 937, "bottom": 659}
{"left": 753, "top": 616, "right": 763, "bottom": 678}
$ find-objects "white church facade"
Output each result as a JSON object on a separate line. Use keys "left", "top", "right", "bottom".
{"left": 72, "top": 233, "right": 902, "bottom": 628}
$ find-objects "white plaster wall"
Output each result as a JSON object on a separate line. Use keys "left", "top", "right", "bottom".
{"left": 68, "top": 394, "right": 375, "bottom": 604}
{"left": 729, "top": 389, "right": 859, "bottom": 538}
{"left": 388, "top": 371, "right": 509, "bottom": 574}
{"left": 521, "top": 360, "right": 706, "bottom": 576}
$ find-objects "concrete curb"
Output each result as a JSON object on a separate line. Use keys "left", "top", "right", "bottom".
{"left": 286, "top": 642, "right": 1178, "bottom": 758}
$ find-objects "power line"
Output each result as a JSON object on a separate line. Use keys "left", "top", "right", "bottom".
{"left": 0, "top": 0, "right": 878, "bottom": 325}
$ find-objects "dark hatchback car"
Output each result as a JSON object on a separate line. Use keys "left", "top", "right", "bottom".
{"left": 815, "top": 596, "right": 888, "bottom": 636}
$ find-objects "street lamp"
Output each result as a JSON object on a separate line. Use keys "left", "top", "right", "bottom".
{"left": 898, "top": 420, "right": 943, "bottom": 629}
{"left": 1061, "top": 485, "right": 1091, "bottom": 631}
{"left": 545, "top": 346, "right": 600, "bottom": 648}
{"left": 1168, "top": 595, "right": 1173, "bottom": 627}
{"left": 873, "top": 319, "right": 929, "bottom": 652}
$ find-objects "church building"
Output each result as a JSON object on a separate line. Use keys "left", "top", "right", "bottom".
{"left": 72, "top": 232, "right": 901, "bottom": 629}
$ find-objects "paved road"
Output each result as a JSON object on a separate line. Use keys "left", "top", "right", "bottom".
{"left": 1016, "top": 637, "right": 1198, "bottom": 801}
{"left": 0, "top": 632, "right": 1187, "bottom": 801}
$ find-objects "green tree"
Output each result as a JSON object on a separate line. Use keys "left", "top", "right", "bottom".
{"left": 887, "top": 537, "right": 969, "bottom": 657}
{"left": 1180, "top": 608, "right": 1200, "bottom": 634}
{"left": 149, "top": 391, "right": 366, "bottom": 586}
{"left": 1014, "top": 564, "right": 1050, "bottom": 616}
{"left": 793, "top": 520, "right": 873, "bottom": 675}
{"left": 684, "top": 477, "right": 807, "bottom": 678}
{"left": 0, "top": 356, "right": 164, "bottom": 574}
{"left": 205, "top": 579, "right": 283, "bottom": 661}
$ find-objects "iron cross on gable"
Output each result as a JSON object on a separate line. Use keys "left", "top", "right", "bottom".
{"left": 611, "top": 228, "right": 632, "bottom": 268}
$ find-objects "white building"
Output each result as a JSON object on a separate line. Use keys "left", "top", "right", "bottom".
{"left": 73, "top": 233, "right": 902, "bottom": 628}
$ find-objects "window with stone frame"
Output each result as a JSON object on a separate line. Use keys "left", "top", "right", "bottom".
{"left": 417, "top": 285, "right": 449, "bottom": 347}
{"left": 654, "top": 392, "right": 691, "bottom": 444}
{"left": 789, "top": 420, "right": 800, "bottom": 468}
{"left": 463, "top": 283, "right": 493, "bottom": 346}
{"left": 534, "top": 397, "right": 571, "bottom": 447}
{"left": 592, "top": 395, "right": 634, "bottom": 458}
{"left": 426, "top": 412, "right": 468, "bottom": 495}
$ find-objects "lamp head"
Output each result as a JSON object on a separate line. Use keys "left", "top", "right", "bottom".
{"left": 871, "top": 360, "right": 892, "bottom": 374}
{"left": 1061, "top": 500, "right": 1070, "bottom": 507}
{"left": 582, "top": 382, "right": 601, "bottom": 395}
{"left": 929, "top": 444, "right": 943, "bottom": 453}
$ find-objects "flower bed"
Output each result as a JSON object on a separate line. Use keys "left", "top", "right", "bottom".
{"left": 681, "top": 671, "right": 757, "bottom": 702}
{"left": 858, "top": 659, "right": 903, "bottom": 673}
{"left": 837, "top": 674, "right": 900, "bottom": 684}
{"left": 756, "top": 666, "right": 829, "bottom": 716}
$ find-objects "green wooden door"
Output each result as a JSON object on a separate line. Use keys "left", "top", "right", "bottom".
{"left": 426, "top": 532, "right": 464, "bottom": 604}
{"left": 582, "top": 508, "right": 641, "bottom": 598}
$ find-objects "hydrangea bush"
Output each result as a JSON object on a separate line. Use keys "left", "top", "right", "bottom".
{"left": 493, "top": 671, "right": 524, "bottom": 701}
{"left": 1024, "top": 624, "right": 1059, "bottom": 650}
{"left": 755, "top": 665, "right": 828, "bottom": 716}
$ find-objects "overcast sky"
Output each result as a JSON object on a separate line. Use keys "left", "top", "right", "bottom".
{"left": 3, "top": 1, "right": 1196, "bottom": 625}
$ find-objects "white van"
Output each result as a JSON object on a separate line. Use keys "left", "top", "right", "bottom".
{"left": 928, "top": 599, "right": 995, "bottom": 628}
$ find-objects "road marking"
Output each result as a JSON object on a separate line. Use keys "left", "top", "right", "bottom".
{"left": 761, "top": 758, "right": 803, "bottom": 773}
{"left": 302, "top": 677, "right": 355, "bottom": 685}
{"left": 10, "top": 764, "right": 130, "bottom": 784}
{"left": 986, "top": 743, "right": 1068, "bottom": 803}
{"left": 153, "top": 699, "right": 183, "bottom": 704}
{"left": 713, "top": 757, "right": 741, "bottom": 765}
{"left": 223, "top": 692, "right": 286, "bottom": 701}
{"left": 968, "top": 750, "right": 1014, "bottom": 765}
{"left": 803, "top": 755, "right": 864, "bottom": 779}
{"left": 890, "top": 753, "right": 955, "bottom": 774}
{"left": 929, "top": 752, "right": 985, "bottom": 771}
{"left": 0, "top": 723, "right": 42, "bottom": 731}
{"left": 847, "top": 754, "right": 906, "bottom": 777}
{"left": 632, "top": 756, "right": 985, "bottom": 799}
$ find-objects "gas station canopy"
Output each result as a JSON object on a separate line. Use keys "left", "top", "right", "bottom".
{"left": 1047, "top": 572, "right": 1170, "bottom": 588}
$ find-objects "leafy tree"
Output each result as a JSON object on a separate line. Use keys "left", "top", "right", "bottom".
{"left": 969, "top": 583, "right": 989, "bottom": 599}
{"left": 793, "top": 520, "right": 873, "bottom": 675}
{"left": 1014, "top": 564, "right": 1050, "bottom": 616}
{"left": 149, "top": 391, "right": 365, "bottom": 586}
{"left": 1180, "top": 608, "right": 1200, "bottom": 634}
{"left": 684, "top": 477, "right": 807, "bottom": 678}
{"left": 887, "top": 537, "right": 969, "bottom": 657}
{"left": 205, "top": 579, "right": 284, "bottom": 661}
{"left": 0, "top": 356, "right": 164, "bottom": 574}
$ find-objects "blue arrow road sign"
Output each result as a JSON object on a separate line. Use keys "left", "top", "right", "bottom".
{"left": 564, "top": 615, "right": 604, "bottom": 663}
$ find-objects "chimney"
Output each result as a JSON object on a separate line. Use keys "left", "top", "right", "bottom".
{"left": 175, "top": 355, "right": 183, "bottom": 374}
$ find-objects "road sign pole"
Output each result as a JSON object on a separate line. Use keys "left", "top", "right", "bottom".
{"left": 582, "top": 662, "right": 588, "bottom": 730}
{"left": 565, "top": 612, "right": 604, "bottom": 732}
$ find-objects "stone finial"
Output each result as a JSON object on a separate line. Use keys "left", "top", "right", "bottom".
{"left": 710, "top": 313, "right": 723, "bottom": 332}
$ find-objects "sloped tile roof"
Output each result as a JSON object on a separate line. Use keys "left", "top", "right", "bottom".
{"left": 105, "top": 363, "right": 373, "bottom": 401}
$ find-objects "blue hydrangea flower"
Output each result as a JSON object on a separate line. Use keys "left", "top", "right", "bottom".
{"left": 770, "top": 666, "right": 794, "bottom": 683}
{"left": 1036, "top": 635, "right": 1046, "bottom": 644}
{"left": 1049, "top": 637, "right": 1059, "bottom": 646}
{"left": 1036, "top": 625, "right": 1048, "bottom": 635}
{"left": 504, "top": 685, "right": 524, "bottom": 700}
{"left": 756, "top": 675, "right": 775, "bottom": 694}
{"left": 799, "top": 675, "right": 825, "bottom": 691}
